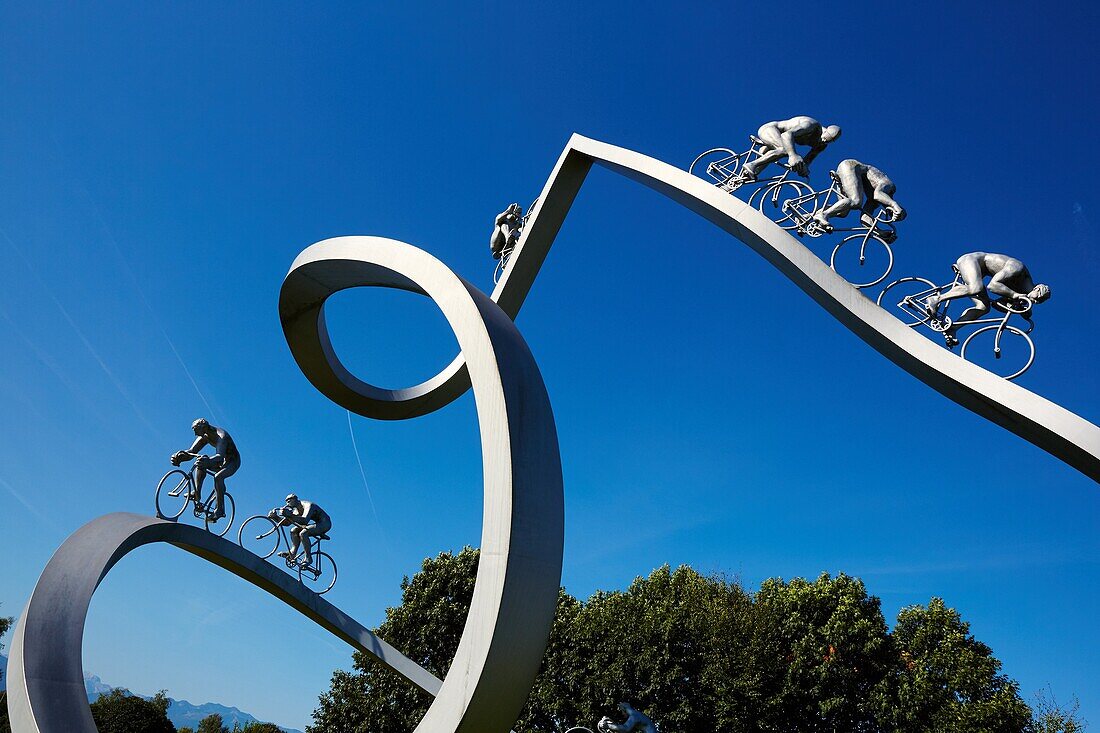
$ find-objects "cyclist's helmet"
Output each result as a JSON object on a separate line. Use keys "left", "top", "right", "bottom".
{"left": 285, "top": 493, "right": 299, "bottom": 505}
{"left": 191, "top": 418, "right": 209, "bottom": 432}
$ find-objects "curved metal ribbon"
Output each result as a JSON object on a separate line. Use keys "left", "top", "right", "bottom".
{"left": 8, "top": 132, "right": 1098, "bottom": 733}
{"left": 9, "top": 238, "right": 564, "bottom": 733}
{"left": 291, "top": 134, "right": 1100, "bottom": 482}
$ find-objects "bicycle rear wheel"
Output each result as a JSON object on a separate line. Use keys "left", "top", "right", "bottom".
{"left": 960, "top": 325, "right": 1035, "bottom": 380}
{"left": 237, "top": 515, "right": 281, "bottom": 559}
{"left": 205, "top": 492, "right": 235, "bottom": 537}
{"left": 688, "top": 148, "right": 740, "bottom": 185}
{"left": 876, "top": 277, "right": 938, "bottom": 327}
{"left": 154, "top": 470, "right": 191, "bottom": 520}
{"left": 756, "top": 180, "right": 814, "bottom": 230}
{"left": 302, "top": 550, "right": 338, "bottom": 595}
{"left": 830, "top": 232, "right": 893, "bottom": 289}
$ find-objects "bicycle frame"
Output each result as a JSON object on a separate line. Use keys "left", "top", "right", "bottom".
{"left": 258, "top": 517, "right": 327, "bottom": 577}
{"left": 891, "top": 276, "right": 1035, "bottom": 340}
{"left": 165, "top": 461, "right": 218, "bottom": 516}
{"left": 781, "top": 178, "right": 898, "bottom": 240}
{"left": 695, "top": 137, "right": 793, "bottom": 192}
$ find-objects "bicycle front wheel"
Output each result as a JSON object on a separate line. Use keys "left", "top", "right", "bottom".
{"left": 302, "top": 551, "right": 338, "bottom": 595}
{"left": 756, "top": 180, "right": 814, "bottom": 230}
{"left": 237, "top": 515, "right": 281, "bottom": 559}
{"left": 831, "top": 233, "right": 893, "bottom": 289}
{"left": 960, "top": 325, "right": 1035, "bottom": 380}
{"left": 154, "top": 470, "right": 191, "bottom": 520}
{"left": 205, "top": 492, "right": 235, "bottom": 537}
{"left": 688, "top": 148, "right": 740, "bottom": 185}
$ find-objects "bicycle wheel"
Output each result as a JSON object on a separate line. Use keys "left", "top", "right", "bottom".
{"left": 876, "top": 277, "right": 939, "bottom": 327}
{"left": 302, "top": 551, "right": 338, "bottom": 595}
{"left": 688, "top": 148, "right": 740, "bottom": 185}
{"left": 960, "top": 324, "right": 1035, "bottom": 380}
{"left": 756, "top": 180, "right": 815, "bottom": 230}
{"left": 205, "top": 491, "right": 235, "bottom": 537}
{"left": 830, "top": 232, "right": 893, "bottom": 289}
{"left": 154, "top": 470, "right": 191, "bottom": 520}
{"left": 237, "top": 515, "right": 281, "bottom": 559}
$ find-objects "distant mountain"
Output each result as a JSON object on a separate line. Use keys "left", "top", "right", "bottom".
{"left": 1, "top": 653, "right": 302, "bottom": 733}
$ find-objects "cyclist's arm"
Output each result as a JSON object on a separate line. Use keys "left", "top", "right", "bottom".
{"left": 802, "top": 142, "right": 827, "bottom": 166}
{"left": 987, "top": 276, "right": 1024, "bottom": 301}
{"left": 181, "top": 436, "right": 207, "bottom": 457}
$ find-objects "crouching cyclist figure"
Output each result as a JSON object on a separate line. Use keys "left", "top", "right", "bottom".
{"left": 275, "top": 493, "right": 332, "bottom": 568}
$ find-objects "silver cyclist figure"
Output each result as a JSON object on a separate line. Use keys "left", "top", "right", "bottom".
{"left": 811, "top": 158, "right": 906, "bottom": 236}
{"left": 924, "top": 252, "right": 1051, "bottom": 346}
{"left": 490, "top": 202, "right": 523, "bottom": 260}
{"left": 739, "top": 116, "right": 841, "bottom": 181}
{"left": 274, "top": 493, "right": 333, "bottom": 568}
{"left": 171, "top": 418, "right": 240, "bottom": 521}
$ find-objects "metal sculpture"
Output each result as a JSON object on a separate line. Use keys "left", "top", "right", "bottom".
{"left": 238, "top": 502, "right": 338, "bottom": 595}
{"left": 762, "top": 166, "right": 901, "bottom": 288}
{"left": 878, "top": 253, "right": 1051, "bottom": 380}
{"left": 171, "top": 418, "right": 240, "bottom": 522}
{"left": 154, "top": 455, "right": 237, "bottom": 536}
{"left": 8, "top": 133, "right": 1099, "bottom": 733}
{"left": 739, "top": 116, "right": 840, "bottom": 181}
{"left": 492, "top": 197, "right": 538, "bottom": 284}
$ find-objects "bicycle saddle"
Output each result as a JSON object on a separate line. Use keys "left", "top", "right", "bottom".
{"left": 318, "top": 533, "right": 331, "bottom": 540}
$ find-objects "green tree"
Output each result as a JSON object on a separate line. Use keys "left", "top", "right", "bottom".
{"left": 89, "top": 688, "right": 176, "bottom": 733}
{"left": 197, "top": 713, "right": 229, "bottom": 733}
{"left": 885, "top": 598, "right": 1032, "bottom": 732}
{"left": 234, "top": 722, "right": 284, "bottom": 732}
{"left": 310, "top": 547, "right": 481, "bottom": 732}
{"left": 1031, "top": 687, "right": 1087, "bottom": 733}
{"left": 309, "top": 553, "right": 1080, "bottom": 733}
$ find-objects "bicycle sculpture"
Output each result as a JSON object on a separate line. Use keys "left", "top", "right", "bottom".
{"left": 237, "top": 506, "right": 338, "bottom": 594}
{"left": 492, "top": 197, "right": 539, "bottom": 284}
{"left": 13, "top": 135, "right": 1099, "bottom": 733}
{"left": 775, "top": 169, "right": 902, "bottom": 289}
{"left": 153, "top": 454, "right": 236, "bottom": 537}
{"left": 689, "top": 138, "right": 816, "bottom": 215}
{"left": 878, "top": 263, "right": 1045, "bottom": 381}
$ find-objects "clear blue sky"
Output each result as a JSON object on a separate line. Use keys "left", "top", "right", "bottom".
{"left": 1, "top": 2, "right": 1098, "bottom": 730}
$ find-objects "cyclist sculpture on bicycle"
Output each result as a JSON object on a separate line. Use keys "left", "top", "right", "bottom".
{"left": 171, "top": 418, "right": 239, "bottom": 521}
{"left": 739, "top": 116, "right": 842, "bottom": 181}
{"left": 490, "top": 202, "right": 523, "bottom": 260}
{"left": 276, "top": 493, "right": 332, "bottom": 568}
{"left": 924, "top": 252, "right": 1051, "bottom": 346}
{"left": 811, "top": 158, "right": 907, "bottom": 238}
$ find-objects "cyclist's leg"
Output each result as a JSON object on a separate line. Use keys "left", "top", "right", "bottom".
{"left": 192, "top": 464, "right": 208, "bottom": 501}
{"left": 741, "top": 123, "right": 784, "bottom": 179}
{"left": 211, "top": 456, "right": 240, "bottom": 518}
{"left": 300, "top": 517, "right": 331, "bottom": 566}
{"left": 927, "top": 254, "right": 983, "bottom": 315}
{"left": 300, "top": 524, "right": 321, "bottom": 565}
{"left": 814, "top": 160, "right": 861, "bottom": 226}
{"left": 285, "top": 525, "right": 304, "bottom": 560}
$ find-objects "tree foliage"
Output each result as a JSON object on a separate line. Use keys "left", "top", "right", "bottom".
{"left": 89, "top": 688, "right": 176, "bottom": 733}
{"left": 310, "top": 550, "right": 1085, "bottom": 733}
{"left": 197, "top": 713, "right": 228, "bottom": 733}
